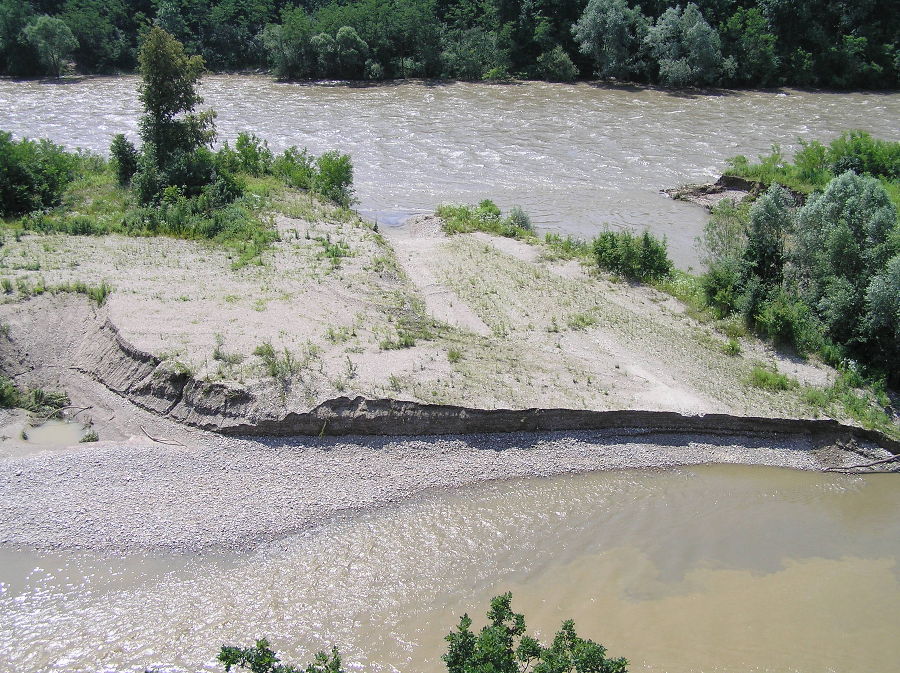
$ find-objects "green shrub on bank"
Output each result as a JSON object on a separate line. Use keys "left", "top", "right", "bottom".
{"left": 725, "top": 131, "right": 900, "bottom": 198}
{"left": 593, "top": 230, "right": 672, "bottom": 282}
{"left": 695, "top": 167, "right": 900, "bottom": 387}
{"left": 218, "top": 593, "right": 628, "bottom": 673}
{"left": 0, "top": 131, "right": 79, "bottom": 217}
{"left": 437, "top": 200, "right": 535, "bottom": 240}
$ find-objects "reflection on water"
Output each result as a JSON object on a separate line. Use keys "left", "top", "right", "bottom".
{"left": 1, "top": 464, "right": 898, "bottom": 673}
{"left": 2, "top": 78, "right": 898, "bottom": 268}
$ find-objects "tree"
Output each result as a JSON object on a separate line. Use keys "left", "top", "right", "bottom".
{"left": 216, "top": 594, "right": 628, "bottom": 673}
{"left": 572, "top": 0, "right": 648, "bottom": 80}
{"left": 743, "top": 182, "right": 793, "bottom": 286}
{"left": 719, "top": 7, "right": 779, "bottom": 86}
{"left": 262, "top": 7, "right": 316, "bottom": 80}
{"left": 0, "top": 131, "right": 79, "bottom": 216}
{"left": 537, "top": 45, "right": 578, "bottom": 81}
{"left": 444, "top": 592, "right": 628, "bottom": 673}
{"left": 61, "top": 0, "right": 131, "bottom": 72}
{"left": 0, "top": 0, "right": 41, "bottom": 76}
{"left": 789, "top": 171, "right": 897, "bottom": 344}
{"left": 644, "top": 2, "right": 734, "bottom": 87}
{"left": 22, "top": 14, "right": 78, "bottom": 76}
{"left": 134, "top": 25, "right": 216, "bottom": 202}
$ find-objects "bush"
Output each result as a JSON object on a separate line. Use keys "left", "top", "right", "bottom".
{"left": 506, "top": 205, "right": 532, "bottom": 232}
{"left": 314, "top": 150, "right": 354, "bottom": 206}
{"left": 109, "top": 134, "right": 138, "bottom": 186}
{"left": 536, "top": 45, "right": 578, "bottom": 82}
{"left": 826, "top": 130, "right": 900, "bottom": 181}
{"left": 272, "top": 146, "right": 316, "bottom": 190}
{"left": 593, "top": 230, "right": 672, "bottom": 281}
{"left": 0, "top": 131, "right": 79, "bottom": 216}
{"left": 702, "top": 257, "right": 743, "bottom": 316}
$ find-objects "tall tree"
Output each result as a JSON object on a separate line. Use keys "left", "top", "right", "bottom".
{"left": 22, "top": 14, "right": 77, "bottom": 76}
{"left": 134, "top": 25, "right": 216, "bottom": 202}
{"left": 644, "top": 2, "right": 734, "bottom": 86}
{"left": 573, "top": 0, "right": 648, "bottom": 80}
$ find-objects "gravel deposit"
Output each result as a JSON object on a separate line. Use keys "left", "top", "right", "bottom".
{"left": 0, "top": 427, "right": 851, "bottom": 553}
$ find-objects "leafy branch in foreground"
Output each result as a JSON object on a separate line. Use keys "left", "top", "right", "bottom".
{"left": 218, "top": 593, "right": 627, "bottom": 673}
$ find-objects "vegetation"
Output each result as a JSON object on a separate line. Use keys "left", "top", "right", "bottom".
{"left": 219, "top": 593, "right": 627, "bottom": 673}
{"left": 0, "top": 131, "right": 80, "bottom": 217}
{"left": 1, "top": 28, "right": 355, "bottom": 269}
{"left": 700, "top": 133, "right": 900, "bottom": 388}
{"left": 0, "top": 376, "right": 69, "bottom": 415}
{"left": 437, "top": 200, "right": 535, "bottom": 240}
{"left": 725, "top": 130, "right": 900, "bottom": 197}
{"left": 593, "top": 230, "right": 672, "bottom": 281}
{"left": 0, "top": 1, "right": 895, "bottom": 89}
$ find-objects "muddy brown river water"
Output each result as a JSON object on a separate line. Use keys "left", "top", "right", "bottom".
{"left": 2, "top": 464, "right": 899, "bottom": 673}
{"left": 1, "top": 77, "right": 898, "bottom": 268}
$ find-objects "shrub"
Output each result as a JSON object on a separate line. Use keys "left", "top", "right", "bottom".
{"left": 218, "top": 594, "right": 627, "bottom": 673}
{"left": 314, "top": 150, "right": 354, "bottom": 206}
{"left": 0, "top": 376, "right": 20, "bottom": 408}
{"left": 702, "top": 257, "right": 743, "bottom": 316}
{"left": 233, "top": 132, "right": 274, "bottom": 176}
{"left": 536, "top": 45, "right": 578, "bottom": 82}
{"left": 272, "top": 146, "right": 316, "bottom": 190}
{"left": 109, "top": 134, "right": 138, "bottom": 186}
{"left": 826, "top": 130, "right": 900, "bottom": 181}
{"left": 0, "top": 131, "right": 79, "bottom": 216}
{"left": 506, "top": 205, "right": 532, "bottom": 232}
{"left": 593, "top": 230, "right": 672, "bottom": 281}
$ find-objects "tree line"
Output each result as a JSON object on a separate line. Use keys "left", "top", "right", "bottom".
{"left": 0, "top": 0, "right": 896, "bottom": 88}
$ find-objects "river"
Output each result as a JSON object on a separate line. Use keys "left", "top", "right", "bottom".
{"left": 1, "top": 77, "right": 898, "bottom": 268}
{"left": 2, "top": 464, "right": 899, "bottom": 673}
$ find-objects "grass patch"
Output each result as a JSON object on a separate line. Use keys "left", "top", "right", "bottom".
{"left": 722, "top": 338, "right": 741, "bottom": 356}
{"left": 436, "top": 200, "right": 536, "bottom": 241}
{"left": 0, "top": 377, "right": 70, "bottom": 415}
{"left": 802, "top": 371, "right": 898, "bottom": 438}
{"left": 80, "top": 430, "right": 99, "bottom": 443}
{"left": 380, "top": 332, "right": 416, "bottom": 350}
{"left": 448, "top": 347, "right": 462, "bottom": 363}
{"left": 542, "top": 233, "right": 592, "bottom": 260}
{"left": 6, "top": 277, "right": 112, "bottom": 306}
{"left": 747, "top": 365, "right": 797, "bottom": 391}
{"left": 567, "top": 311, "right": 597, "bottom": 330}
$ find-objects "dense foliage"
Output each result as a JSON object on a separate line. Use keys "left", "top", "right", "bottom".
{"left": 218, "top": 593, "right": 627, "bottom": 673}
{"left": 0, "top": 131, "right": 79, "bottom": 216}
{"left": 701, "top": 134, "right": 900, "bottom": 383}
{"left": 0, "top": 0, "right": 896, "bottom": 88}
{"left": 593, "top": 229, "right": 672, "bottom": 281}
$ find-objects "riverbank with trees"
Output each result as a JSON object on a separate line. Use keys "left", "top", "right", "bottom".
{"left": 1, "top": 0, "right": 897, "bottom": 89}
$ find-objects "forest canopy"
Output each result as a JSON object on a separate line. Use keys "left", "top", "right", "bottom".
{"left": 0, "top": 0, "right": 896, "bottom": 88}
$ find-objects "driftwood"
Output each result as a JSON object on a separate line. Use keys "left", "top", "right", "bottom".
{"left": 38, "top": 404, "right": 92, "bottom": 422}
{"left": 140, "top": 424, "right": 186, "bottom": 447}
{"left": 825, "top": 454, "right": 900, "bottom": 472}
